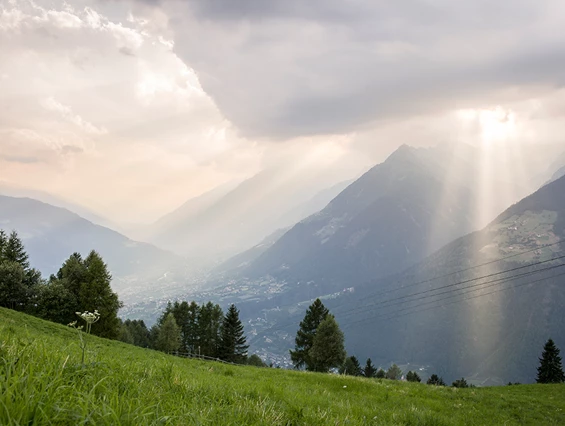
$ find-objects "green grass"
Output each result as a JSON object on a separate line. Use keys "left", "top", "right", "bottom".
{"left": 1, "top": 308, "right": 564, "bottom": 425}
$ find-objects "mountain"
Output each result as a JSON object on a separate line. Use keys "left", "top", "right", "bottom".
{"left": 148, "top": 166, "right": 362, "bottom": 262}
{"left": 331, "top": 174, "right": 565, "bottom": 384}
{"left": 145, "top": 180, "right": 241, "bottom": 242}
{"left": 240, "top": 144, "right": 518, "bottom": 300}
{"left": 0, "top": 195, "right": 182, "bottom": 293}
{"left": 0, "top": 181, "right": 116, "bottom": 230}
{"left": 547, "top": 165, "right": 565, "bottom": 185}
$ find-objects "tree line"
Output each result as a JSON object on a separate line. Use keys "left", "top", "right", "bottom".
{"left": 0, "top": 230, "right": 121, "bottom": 338}
{"left": 0, "top": 229, "right": 263, "bottom": 366}
{"left": 290, "top": 298, "right": 565, "bottom": 386}
{"left": 120, "top": 300, "right": 255, "bottom": 365}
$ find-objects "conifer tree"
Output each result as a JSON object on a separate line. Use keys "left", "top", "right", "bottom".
{"left": 184, "top": 301, "right": 201, "bottom": 353}
{"left": 0, "top": 231, "right": 40, "bottom": 311}
{"left": 427, "top": 374, "right": 446, "bottom": 386}
{"left": 0, "top": 261, "right": 26, "bottom": 309}
{"left": 376, "top": 369, "right": 386, "bottom": 379}
{"left": 290, "top": 298, "right": 329, "bottom": 370}
{"left": 80, "top": 251, "right": 122, "bottom": 339}
{"left": 0, "top": 229, "right": 7, "bottom": 259}
{"left": 340, "top": 356, "right": 362, "bottom": 376}
{"left": 452, "top": 377, "right": 469, "bottom": 388}
{"left": 4, "top": 231, "right": 29, "bottom": 270}
{"left": 309, "top": 315, "right": 346, "bottom": 373}
{"left": 198, "top": 302, "right": 223, "bottom": 358}
{"left": 219, "top": 304, "right": 249, "bottom": 363}
{"left": 406, "top": 371, "right": 422, "bottom": 383}
{"left": 156, "top": 313, "right": 181, "bottom": 353}
{"left": 536, "top": 338, "right": 565, "bottom": 384}
{"left": 386, "top": 364, "right": 402, "bottom": 380}
{"left": 35, "top": 279, "right": 77, "bottom": 324}
{"left": 363, "top": 358, "right": 377, "bottom": 378}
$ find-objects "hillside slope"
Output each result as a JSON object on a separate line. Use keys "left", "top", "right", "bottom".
{"left": 242, "top": 145, "right": 482, "bottom": 298}
{"left": 333, "top": 174, "right": 565, "bottom": 385}
{"left": 1, "top": 307, "right": 564, "bottom": 425}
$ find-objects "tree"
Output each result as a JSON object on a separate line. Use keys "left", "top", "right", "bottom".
{"left": 340, "top": 356, "right": 362, "bottom": 376}
{"left": 363, "top": 358, "right": 377, "bottom": 378}
{"left": 290, "top": 298, "right": 329, "bottom": 370}
{"left": 247, "top": 354, "right": 267, "bottom": 367}
{"left": 0, "top": 261, "right": 26, "bottom": 309}
{"left": 80, "top": 251, "right": 122, "bottom": 339}
{"left": 536, "top": 338, "right": 565, "bottom": 384}
{"left": 376, "top": 369, "right": 386, "bottom": 379}
{"left": 123, "top": 319, "right": 151, "bottom": 348}
{"left": 156, "top": 313, "right": 181, "bottom": 353}
{"left": 3, "top": 231, "right": 30, "bottom": 270}
{"left": 406, "top": 371, "right": 421, "bottom": 383}
{"left": 309, "top": 315, "right": 346, "bottom": 373}
{"left": 0, "top": 230, "right": 7, "bottom": 259}
{"left": 198, "top": 302, "right": 223, "bottom": 358}
{"left": 427, "top": 374, "right": 446, "bottom": 386}
{"left": 452, "top": 377, "right": 469, "bottom": 388}
{"left": 218, "top": 304, "right": 249, "bottom": 364}
{"left": 386, "top": 364, "right": 402, "bottom": 380}
{"left": 0, "top": 231, "right": 40, "bottom": 311}
{"left": 35, "top": 279, "right": 77, "bottom": 324}
{"left": 118, "top": 320, "right": 135, "bottom": 345}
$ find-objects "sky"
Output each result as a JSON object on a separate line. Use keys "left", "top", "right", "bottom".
{"left": 1, "top": 0, "right": 564, "bottom": 224}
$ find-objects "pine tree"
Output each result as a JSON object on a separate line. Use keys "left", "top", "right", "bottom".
{"left": 340, "top": 356, "right": 362, "bottom": 376}
{"left": 35, "top": 279, "right": 78, "bottom": 324}
{"left": 123, "top": 319, "right": 151, "bottom": 348}
{"left": 219, "top": 304, "right": 249, "bottom": 363}
{"left": 198, "top": 302, "right": 223, "bottom": 358}
{"left": 57, "top": 253, "right": 87, "bottom": 300}
{"left": 386, "top": 364, "right": 402, "bottom": 380}
{"left": 156, "top": 313, "right": 181, "bottom": 353}
{"left": 184, "top": 301, "right": 201, "bottom": 353}
{"left": 376, "top": 369, "right": 386, "bottom": 379}
{"left": 0, "top": 261, "right": 26, "bottom": 309}
{"left": 290, "top": 298, "right": 329, "bottom": 370}
{"left": 309, "top": 315, "right": 346, "bottom": 373}
{"left": 0, "top": 231, "right": 39, "bottom": 311}
{"left": 427, "top": 374, "right": 446, "bottom": 386}
{"left": 4, "top": 231, "right": 29, "bottom": 270}
{"left": 80, "top": 251, "right": 122, "bottom": 339}
{"left": 363, "top": 358, "right": 377, "bottom": 378}
{"left": 452, "top": 377, "right": 469, "bottom": 388}
{"left": 536, "top": 338, "right": 565, "bottom": 384}
{"left": 247, "top": 354, "right": 267, "bottom": 367}
{"left": 406, "top": 371, "right": 422, "bottom": 383}
{"left": 0, "top": 229, "right": 7, "bottom": 261}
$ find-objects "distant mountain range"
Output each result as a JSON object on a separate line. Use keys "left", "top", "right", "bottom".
{"left": 0, "top": 195, "right": 182, "bottom": 293}
{"left": 332, "top": 173, "right": 565, "bottom": 384}
{"left": 236, "top": 144, "right": 523, "bottom": 301}
{"left": 146, "top": 165, "right": 361, "bottom": 262}
{"left": 0, "top": 182, "right": 116, "bottom": 230}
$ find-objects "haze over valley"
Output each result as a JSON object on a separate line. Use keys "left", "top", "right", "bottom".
{"left": 2, "top": 0, "right": 565, "bottom": 388}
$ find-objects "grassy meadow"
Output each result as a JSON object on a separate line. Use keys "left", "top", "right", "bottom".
{"left": 1, "top": 307, "right": 564, "bottom": 425}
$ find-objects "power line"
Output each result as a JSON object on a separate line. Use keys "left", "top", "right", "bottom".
{"left": 354, "top": 264, "right": 565, "bottom": 323}
{"left": 337, "top": 255, "right": 565, "bottom": 318}
{"left": 256, "top": 253, "right": 565, "bottom": 336}
{"left": 348, "top": 240, "right": 563, "bottom": 302}
{"left": 377, "top": 269, "right": 565, "bottom": 324}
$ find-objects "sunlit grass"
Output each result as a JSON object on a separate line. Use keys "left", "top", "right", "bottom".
{"left": 1, "top": 307, "right": 564, "bottom": 425}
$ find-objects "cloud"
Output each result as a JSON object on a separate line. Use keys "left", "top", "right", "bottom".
{"left": 127, "top": 0, "right": 565, "bottom": 139}
{"left": 0, "top": 154, "right": 41, "bottom": 164}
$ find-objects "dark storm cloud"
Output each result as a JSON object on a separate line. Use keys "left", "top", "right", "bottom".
{"left": 131, "top": 0, "right": 565, "bottom": 139}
